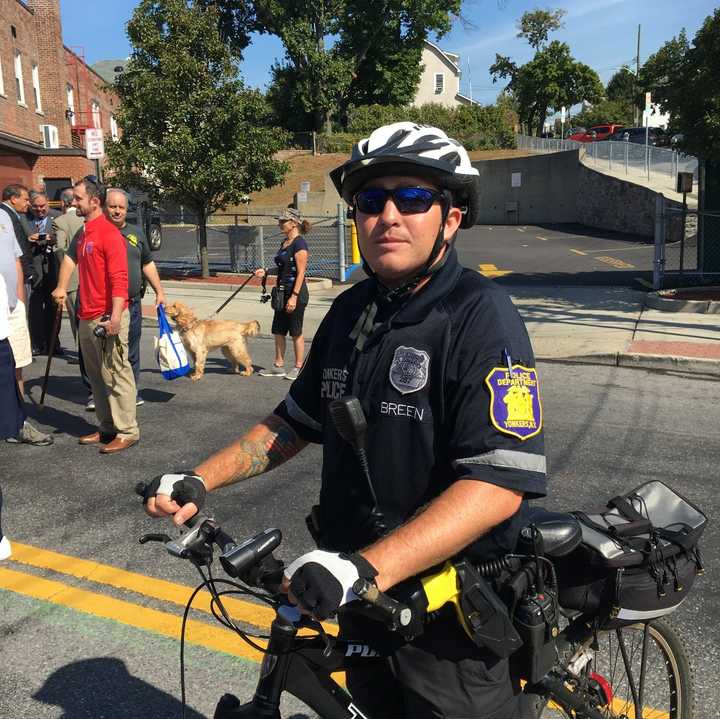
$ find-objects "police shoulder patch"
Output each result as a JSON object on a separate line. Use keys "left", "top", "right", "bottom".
{"left": 484, "top": 364, "right": 542, "bottom": 440}
{"left": 389, "top": 345, "right": 429, "bottom": 395}
{"left": 127, "top": 233, "right": 138, "bottom": 246}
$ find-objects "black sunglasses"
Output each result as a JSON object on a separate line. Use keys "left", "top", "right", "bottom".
{"left": 354, "top": 187, "right": 445, "bottom": 216}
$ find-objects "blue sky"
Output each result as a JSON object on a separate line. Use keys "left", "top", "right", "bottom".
{"left": 62, "top": 0, "right": 716, "bottom": 107}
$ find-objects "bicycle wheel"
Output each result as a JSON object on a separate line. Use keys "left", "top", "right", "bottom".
{"left": 536, "top": 618, "right": 694, "bottom": 719}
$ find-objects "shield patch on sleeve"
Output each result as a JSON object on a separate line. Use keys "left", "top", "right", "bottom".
{"left": 485, "top": 365, "right": 542, "bottom": 440}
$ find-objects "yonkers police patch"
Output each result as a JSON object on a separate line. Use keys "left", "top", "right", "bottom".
{"left": 389, "top": 346, "right": 429, "bottom": 395}
{"left": 485, "top": 364, "right": 542, "bottom": 440}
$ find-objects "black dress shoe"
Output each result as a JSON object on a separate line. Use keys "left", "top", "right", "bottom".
{"left": 52, "top": 346, "right": 66, "bottom": 357}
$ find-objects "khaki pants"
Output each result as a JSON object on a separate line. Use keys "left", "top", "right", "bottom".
{"left": 79, "top": 311, "right": 139, "bottom": 441}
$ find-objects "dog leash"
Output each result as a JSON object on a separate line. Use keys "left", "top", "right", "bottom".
{"left": 207, "top": 273, "right": 258, "bottom": 319}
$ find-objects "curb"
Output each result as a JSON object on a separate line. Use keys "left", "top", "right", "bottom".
{"left": 644, "top": 291, "right": 720, "bottom": 314}
{"left": 538, "top": 352, "right": 720, "bottom": 377}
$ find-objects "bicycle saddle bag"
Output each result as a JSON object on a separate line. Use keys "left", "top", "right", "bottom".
{"left": 556, "top": 481, "right": 706, "bottom": 628}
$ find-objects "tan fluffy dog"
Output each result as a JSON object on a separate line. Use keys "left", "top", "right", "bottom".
{"left": 165, "top": 301, "right": 260, "bottom": 380}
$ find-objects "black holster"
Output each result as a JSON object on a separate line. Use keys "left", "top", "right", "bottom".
{"left": 456, "top": 560, "right": 523, "bottom": 659}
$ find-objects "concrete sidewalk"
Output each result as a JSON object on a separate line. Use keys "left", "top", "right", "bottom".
{"left": 143, "top": 276, "right": 720, "bottom": 377}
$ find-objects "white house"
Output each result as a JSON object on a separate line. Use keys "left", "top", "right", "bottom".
{"left": 412, "top": 40, "right": 476, "bottom": 108}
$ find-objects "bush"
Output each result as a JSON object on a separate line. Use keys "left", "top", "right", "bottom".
{"left": 345, "top": 102, "right": 515, "bottom": 150}
{"left": 316, "top": 133, "right": 361, "bottom": 153}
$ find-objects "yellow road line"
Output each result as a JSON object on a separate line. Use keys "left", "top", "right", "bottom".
{"left": 516, "top": 227, "right": 526, "bottom": 232}
{"left": 11, "top": 542, "right": 274, "bottom": 628}
{"left": 10, "top": 542, "right": 336, "bottom": 634}
{"left": 478, "top": 263, "right": 512, "bottom": 278}
{"left": 535, "top": 235, "right": 548, "bottom": 241}
{"left": 582, "top": 246, "right": 652, "bottom": 254}
{"left": 0, "top": 566, "right": 265, "bottom": 662}
{"left": 570, "top": 249, "right": 587, "bottom": 256}
{"left": 595, "top": 256, "right": 635, "bottom": 269}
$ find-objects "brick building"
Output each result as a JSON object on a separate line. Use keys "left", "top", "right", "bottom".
{"left": 0, "top": 0, "right": 120, "bottom": 198}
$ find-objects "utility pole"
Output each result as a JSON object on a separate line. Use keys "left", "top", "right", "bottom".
{"left": 634, "top": 24, "right": 641, "bottom": 126}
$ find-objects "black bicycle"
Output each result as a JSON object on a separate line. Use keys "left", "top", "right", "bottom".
{"left": 139, "top": 398, "right": 701, "bottom": 718}
{"left": 138, "top": 506, "right": 696, "bottom": 719}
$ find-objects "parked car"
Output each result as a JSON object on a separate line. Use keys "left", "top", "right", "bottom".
{"left": 127, "top": 193, "right": 163, "bottom": 250}
{"left": 569, "top": 124, "right": 624, "bottom": 142}
{"left": 564, "top": 126, "right": 586, "bottom": 139}
{"left": 608, "top": 127, "right": 670, "bottom": 146}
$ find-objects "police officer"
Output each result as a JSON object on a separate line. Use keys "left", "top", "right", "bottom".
{"left": 143, "top": 123, "right": 546, "bottom": 718}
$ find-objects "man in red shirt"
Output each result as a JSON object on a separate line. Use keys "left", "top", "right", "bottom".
{"left": 52, "top": 177, "right": 139, "bottom": 453}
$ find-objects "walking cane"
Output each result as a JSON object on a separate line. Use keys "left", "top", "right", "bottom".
{"left": 39, "top": 302, "right": 63, "bottom": 409}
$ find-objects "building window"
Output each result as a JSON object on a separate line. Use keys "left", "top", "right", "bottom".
{"left": 14, "top": 52, "right": 25, "bottom": 105}
{"left": 434, "top": 73, "right": 445, "bottom": 94}
{"left": 31, "top": 64, "right": 42, "bottom": 112}
{"left": 110, "top": 114, "right": 119, "bottom": 140}
{"left": 66, "top": 85, "right": 75, "bottom": 124}
{"left": 91, "top": 99, "right": 101, "bottom": 128}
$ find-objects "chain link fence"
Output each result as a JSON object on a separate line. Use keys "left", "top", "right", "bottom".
{"left": 157, "top": 210, "right": 359, "bottom": 281}
{"left": 653, "top": 198, "right": 720, "bottom": 288}
{"left": 516, "top": 134, "right": 698, "bottom": 198}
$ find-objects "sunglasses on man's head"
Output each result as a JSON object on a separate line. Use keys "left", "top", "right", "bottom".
{"left": 354, "top": 187, "right": 445, "bottom": 216}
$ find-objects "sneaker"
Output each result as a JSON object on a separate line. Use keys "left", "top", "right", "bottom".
{"left": 0, "top": 536, "right": 11, "bottom": 561}
{"left": 5, "top": 421, "right": 54, "bottom": 446}
{"left": 86, "top": 396, "right": 95, "bottom": 411}
{"left": 258, "top": 366, "right": 286, "bottom": 377}
{"left": 136, "top": 395, "right": 145, "bottom": 406}
{"left": 284, "top": 367, "right": 300, "bottom": 381}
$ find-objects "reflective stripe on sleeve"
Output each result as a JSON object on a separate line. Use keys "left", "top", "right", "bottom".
{"left": 284, "top": 392, "right": 322, "bottom": 432}
{"left": 453, "top": 449, "right": 546, "bottom": 475}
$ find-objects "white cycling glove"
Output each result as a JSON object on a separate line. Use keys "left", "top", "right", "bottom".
{"left": 285, "top": 550, "right": 378, "bottom": 620}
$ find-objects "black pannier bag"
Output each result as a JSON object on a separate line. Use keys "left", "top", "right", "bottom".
{"left": 555, "top": 481, "right": 706, "bottom": 628}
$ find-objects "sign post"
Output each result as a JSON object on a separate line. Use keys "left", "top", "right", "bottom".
{"left": 644, "top": 92, "right": 652, "bottom": 179}
{"left": 560, "top": 106, "right": 566, "bottom": 140}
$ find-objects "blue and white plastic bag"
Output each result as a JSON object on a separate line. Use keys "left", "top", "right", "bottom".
{"left": 155, "top": 304, "right": 191, "bottom": 379}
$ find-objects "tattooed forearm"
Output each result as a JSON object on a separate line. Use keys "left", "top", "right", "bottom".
{"left": 195, "top": 414, "right": 308, "bottom": 491}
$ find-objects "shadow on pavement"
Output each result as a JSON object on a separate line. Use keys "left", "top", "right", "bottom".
{"left": 32, "top": 658, "right": 205, "bottom": 719}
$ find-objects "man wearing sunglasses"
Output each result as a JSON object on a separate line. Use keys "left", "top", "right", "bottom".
{"left": 143, "top": 123, "right": 543, "bottom": 718}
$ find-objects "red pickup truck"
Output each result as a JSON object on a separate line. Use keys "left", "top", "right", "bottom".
{"left": 568, "top": 124, "right": 623, "bottom": 142}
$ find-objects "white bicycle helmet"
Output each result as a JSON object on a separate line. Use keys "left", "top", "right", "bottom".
{"left": 330, "top": 122, "right": 481, "bottom": 228}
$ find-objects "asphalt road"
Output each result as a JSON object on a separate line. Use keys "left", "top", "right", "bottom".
{"left": 1, "top": 325, "right": 718, "bottom": 718}
{"left": 155, "top": 222, "right": 656, "bottom": 289}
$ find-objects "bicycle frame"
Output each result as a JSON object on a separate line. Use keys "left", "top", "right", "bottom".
{"left": 215, "top": 605, "right": 392, "bottom": 719}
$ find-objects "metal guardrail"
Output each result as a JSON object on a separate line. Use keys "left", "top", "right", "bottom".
{"left": 516, "top": 134, "right": 699, "bottom": 194}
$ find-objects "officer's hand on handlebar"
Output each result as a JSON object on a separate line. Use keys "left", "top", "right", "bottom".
{"left": 284, "top": 550, "right": 378, "bottom": 620}
{"left": 140, "top": 473, "right": 207, "bottom": 526}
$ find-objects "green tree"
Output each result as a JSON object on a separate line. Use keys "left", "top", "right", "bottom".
{"left": 106, "top": 0, "right": 289, "bottom": 277}
{"left": 222, "top": 0, "right": 461, "bottom": 132}
{"left": 571, "top": 99, "right": 634, "bottom": 129}
{"left": 491, "top": 36, "right": 603, "bottom": 136}
{"left": 640, "top": 16, "right": 720, "bottom": 161}
{"left": 606, "top": 66, "right": 637, "bottom": 103}
{"left": 516, "top": 7, "right": 566, "bottom": 49}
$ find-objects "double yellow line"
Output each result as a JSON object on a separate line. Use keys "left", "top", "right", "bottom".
{"left": 1, "top": 542, "right": 333, "bottom": 664}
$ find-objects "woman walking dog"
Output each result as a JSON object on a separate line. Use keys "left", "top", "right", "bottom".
{"left": 255, "top": 207, "right": 310, "bottom": 380}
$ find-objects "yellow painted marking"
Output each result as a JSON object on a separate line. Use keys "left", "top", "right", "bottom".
{"left": 570, "top": 249, "right": 587, "bottom": 256}
{"left": 516, "top": 227, "right": 526, "bottom": 232}
{"left": 595, "top": 255, "right": 635, "bottom": 269}
{"left": 535, "top": 235, "right": 548, "bottom": 241}
{"left": 583, "top": 245, "right": 651, "bottom": 254}
{"left": 0, "top": 566, "right": 266, "bottom": 661}
{"left": 635, "top": 277, "right": 653, "bottom": 288}
{"left": 478, "top": 263, "right": 512, "bottom": 278}
{"left": 10, "top": 542, "right": 335, "bottom": 634}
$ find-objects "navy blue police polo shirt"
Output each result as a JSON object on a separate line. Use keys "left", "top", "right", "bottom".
{"left": 274, "top": 245, "right": 547, "bottom": 559}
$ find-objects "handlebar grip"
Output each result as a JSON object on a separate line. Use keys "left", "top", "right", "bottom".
{"left": 353, "top": 578, "right": 413, "bottom": 629}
